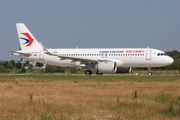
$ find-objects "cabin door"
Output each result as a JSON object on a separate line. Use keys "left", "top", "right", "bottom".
{"left": 146, "top": 50, "right": 152, "bottom": 60}
{"left": 39, "top": 50, "right": 44, "bottom": 60}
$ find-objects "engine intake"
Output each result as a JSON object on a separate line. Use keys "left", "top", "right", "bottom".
{"left": 96, "top": 61, "right": 117, "bottom": 74}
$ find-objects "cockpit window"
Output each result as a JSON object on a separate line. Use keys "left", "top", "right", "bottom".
{"left": 157, "top": 53, "right": 167, "bottom": 56}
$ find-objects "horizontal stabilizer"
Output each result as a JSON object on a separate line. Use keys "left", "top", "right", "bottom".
{"left": 6, "top": 50, "right": 32, "bottom": 56}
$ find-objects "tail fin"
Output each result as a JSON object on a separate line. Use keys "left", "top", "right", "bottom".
{"left": 16, "top": 23, "right": 42, "bottom": 51}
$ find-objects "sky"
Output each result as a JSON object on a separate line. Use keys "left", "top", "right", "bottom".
{"left": 0, "top": 0, "right": 180, "bottom": 60}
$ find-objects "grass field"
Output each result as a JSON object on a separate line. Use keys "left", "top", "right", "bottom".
{"left": 0, "top": 74, "right": 180, "bottom": 120}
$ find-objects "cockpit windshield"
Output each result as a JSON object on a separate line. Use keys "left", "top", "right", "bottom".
{"left": 157, "top": 53, "right": 167, "bottom": 56}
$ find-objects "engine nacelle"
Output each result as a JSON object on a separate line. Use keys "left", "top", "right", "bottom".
{"left": 95, "top": 61, "right": 117, "bottom": 74}
{"left": 115, "top": 67, "right": 131, "bottom": 73}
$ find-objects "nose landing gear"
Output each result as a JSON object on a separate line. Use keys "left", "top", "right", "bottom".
{"left": 148, "top": 67, "right": 152, "bottom": 75}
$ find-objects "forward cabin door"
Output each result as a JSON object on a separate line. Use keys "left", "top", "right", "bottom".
{"left": 146, "top": 50, "right": 152, "bottom": 60}
{"left": 39, "top": 50, "right": 44, "bottom": 60}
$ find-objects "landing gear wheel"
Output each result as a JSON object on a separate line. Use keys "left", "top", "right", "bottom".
{"left": 85, "top": 70, "right": 92, "bottom": 75}
{"left": 148, "top": 67, "right": 152, "bottom": 75}
{"left": 148, "top": 72, "right": 152, "bottom": 75}
{"left": 96, "top": 70, "right": 103, "bottom": 75}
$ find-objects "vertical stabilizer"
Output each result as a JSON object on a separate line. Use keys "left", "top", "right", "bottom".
{"left": 16, "top": 23, "right": 42, "bottom": 51}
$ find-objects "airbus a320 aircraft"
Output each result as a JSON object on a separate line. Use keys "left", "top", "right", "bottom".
{"left": 7, "top": 23, "right": 174, "bottom": 75}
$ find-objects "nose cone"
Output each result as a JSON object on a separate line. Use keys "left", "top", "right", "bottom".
{"left": 167, "top": 57, "right": 174, "bottom": 65}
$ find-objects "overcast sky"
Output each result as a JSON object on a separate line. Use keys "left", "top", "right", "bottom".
{"left": 0, "top": 0, "right": 180, "bottom": 60}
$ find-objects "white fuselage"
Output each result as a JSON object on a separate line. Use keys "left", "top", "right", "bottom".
{"left": 14, "top": 48, "right": 174, "bottom": 68}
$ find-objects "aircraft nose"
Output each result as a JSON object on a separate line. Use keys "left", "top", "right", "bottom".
{"left": 167, "top": 57, "right": 174, "bottom": 65}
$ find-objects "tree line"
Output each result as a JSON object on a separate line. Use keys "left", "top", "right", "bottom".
{"left": 0, "top": 60, "right": 78, "bottom": 73}
{"left": 0, "top": 60, "right": 44, "bottom": 73}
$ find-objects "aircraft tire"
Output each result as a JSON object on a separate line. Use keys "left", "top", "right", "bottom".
{"left": 148, "top": 72, "right": 152, "bottom": 75}
{"left": 85, "top": 70, "right": 92, "bottom": 75}
{"left": 96, "top": 70, "right": 103, "bottom": 75}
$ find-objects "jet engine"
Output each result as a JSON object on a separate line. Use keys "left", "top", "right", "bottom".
{"left": 95, "top": 61, "right": 117, "bottom": 74}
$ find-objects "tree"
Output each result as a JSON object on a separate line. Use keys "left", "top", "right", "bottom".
{"left": 0, "top": 66, "right": 6, "bottom": 73}
{"left": 21, "top": 67, "right": 26, "bottom": 73}
{"left": 16, "top": 62, "right": 22, "bottom": 69}
{"left": 28, "top": 64, "right": 33, "bottom": 69}
{"left": 24, "top": 61, "right": 29, "bottom": 67}
{"left": 45, "top": 65, "right": 66, "bottom": 73}
{"left": 57, "top": 67, "right": 66, "bottom": 73}
{"left": 10, "top": 59, "right": 15, "bottom": 68}
{"left": 36, "top": 62, "right": 44, "bottom": 68}
{"left": 70, "top": 67, "right": 78, "bottom": 73}
{"left": 3, "top": 61, "right": 8, "bottom": 68}
{"left": 7, "top": 63, "right": 14, "bottom": 69}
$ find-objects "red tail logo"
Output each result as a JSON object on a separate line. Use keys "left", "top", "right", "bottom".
{"left": 20, "top": 33, "right": 34, "bottom": 47}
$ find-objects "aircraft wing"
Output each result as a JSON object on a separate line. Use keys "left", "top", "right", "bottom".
{"left": 39, "top": 42, "right": 111, "bottom": 66}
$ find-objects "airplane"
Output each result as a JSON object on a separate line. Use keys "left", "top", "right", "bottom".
{"left": 7, "top": 23, "right": 174, "bottom": 75}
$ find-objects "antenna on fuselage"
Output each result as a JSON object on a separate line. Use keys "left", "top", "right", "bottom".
{"left": 76, "top": 47, "right": 78, "bottom": 49}
{"left": 147, "top": 46, "right": 149, "bottom": 49}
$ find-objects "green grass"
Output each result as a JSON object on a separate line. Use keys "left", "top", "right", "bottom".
{"left": 0, "top": 74, "right": 179, "bottom": 82}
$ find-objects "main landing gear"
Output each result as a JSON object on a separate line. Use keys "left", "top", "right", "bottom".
{"left": 96, "top": 70, "right": 103, "bottom": 75}
{"left": 85, "top": 70, "right": 103, "bottom": 75}
{"left": 148, "top": 67, "right": 152, "bottom": 75}
{"left": 85, "top": 70, "right": 92, "bottom": 75}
